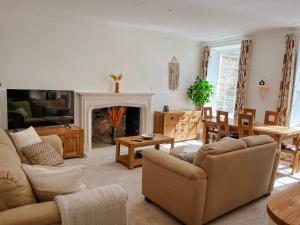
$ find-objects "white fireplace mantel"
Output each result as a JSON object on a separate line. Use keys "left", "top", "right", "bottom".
{"left": 77, "top": 92, "right": 154, "bottom": 151}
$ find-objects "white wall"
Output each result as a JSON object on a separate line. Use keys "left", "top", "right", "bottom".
{"left": 246, "top": 29, "right": 292, "bottom": 122}
{"left": 0, "top": 8, "right": 201, "bottom": 128}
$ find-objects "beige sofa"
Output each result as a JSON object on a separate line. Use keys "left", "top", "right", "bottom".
{"left": 0, "top": 128, "right": 127, "bottom": 225}
{"left": 142, "top": 136, "right": 280, "bottom": 225}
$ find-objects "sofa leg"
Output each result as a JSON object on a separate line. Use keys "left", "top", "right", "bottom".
{"left": 144, "top": 196, "right": 153, "bottom": 203}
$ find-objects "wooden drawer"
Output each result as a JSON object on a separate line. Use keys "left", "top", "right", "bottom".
{"left": 176, "top": 122, "right": 189, "bottom": 134}
{"left": 190, "top": 112, "right": 201, "bottom": 123}
{"left": 165, "top": 114, "right": 177, "bottom": 124}
{"left": 177, "top": 113, "right": 190, "bottom": 122}
{"left": 175, "top": 133, "right": 187, "bottom": 142}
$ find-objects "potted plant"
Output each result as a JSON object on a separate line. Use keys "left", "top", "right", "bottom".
{"left": 108, "top": 106, "right": 126, "bottom": 144}
{"left": 187, "top": 76, "right": 214, "bottom": 111}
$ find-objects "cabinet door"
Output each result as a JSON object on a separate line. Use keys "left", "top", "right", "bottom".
{"left": 165, "top": 123, "right": 176, "bottom": 138}
{"left": 187, "top": 122, "right": 198, "bottom": 139}
{"left": 61, "top": 132, "right": 80, "bottom": 158}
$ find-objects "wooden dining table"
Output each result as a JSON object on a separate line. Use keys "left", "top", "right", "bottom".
{"left": 202, "top": 118, "right": 300, "bottom": 174}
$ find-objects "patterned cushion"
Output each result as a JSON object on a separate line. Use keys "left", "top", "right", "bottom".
{"left": 22, "top": 142, "right": 64, "bottom": 167}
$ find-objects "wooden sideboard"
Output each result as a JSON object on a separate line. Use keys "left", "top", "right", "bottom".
{"left": 36, "top": 126, "right": 84, "bottom": 158}
{"left": 154, "top": 111, "right": 202, "bottom": 142}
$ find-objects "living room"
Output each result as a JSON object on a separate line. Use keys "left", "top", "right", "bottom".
{"left": 1, "top": 1, "right": 300, "bottom": 225}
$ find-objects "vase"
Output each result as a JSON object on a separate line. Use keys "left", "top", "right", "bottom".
{"left": 111, "top": 127, "right": 118, "bottom": 145}
{"left": 115, "top": 82, "right": 120, "bottom": 93}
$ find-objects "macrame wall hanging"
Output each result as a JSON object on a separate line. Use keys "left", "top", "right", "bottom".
{"left": 168, "top": 56, "right": 180, "bottom": 91}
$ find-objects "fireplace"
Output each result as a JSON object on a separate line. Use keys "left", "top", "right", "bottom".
{"left": 77, "top": 92, "right": 153, "bottom": 152}
{"left": 92, "top": 106, "right": 141, "bottom": 148}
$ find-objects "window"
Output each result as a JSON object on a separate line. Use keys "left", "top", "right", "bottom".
{"left": 206, "top": 44, "right": 241, "bottom": 117}
{"left": 289, "top": 42, "right": 300, "bottom": 127}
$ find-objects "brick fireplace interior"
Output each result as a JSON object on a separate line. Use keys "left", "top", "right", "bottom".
{"left": 92, "top": 106, "right": 141, "bottom": 148}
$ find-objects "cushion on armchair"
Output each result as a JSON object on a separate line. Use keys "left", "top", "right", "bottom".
{"left": 22, "top": 165, "right": 87, "bottom": 202}
{"left": 22, "top": 142, "right": 64, "bottom": 167}
{"left": 9, "top": 126, "right": 42, "bottom": 164}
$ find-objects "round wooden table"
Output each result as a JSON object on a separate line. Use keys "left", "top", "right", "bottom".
{"left": 267, "top": 183, "right": 300, "bottom": 225}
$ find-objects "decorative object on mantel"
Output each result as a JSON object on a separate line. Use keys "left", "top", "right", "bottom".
{"left": 110, "top": 73, "right": 123, "bottom": 93}
{"left": 163, "top": 105, "right": 169, "bottom": 112}
{"left": 187, "top": 76, "right": 214, "bottom": 111}
{"left": 108, "top": 106, "right": 126, "bottom": 145}
{"left": 168, "top": 56, "right": 180, "bottom": 91}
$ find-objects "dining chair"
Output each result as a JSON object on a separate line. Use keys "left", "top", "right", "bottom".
{"left": 280, "top": 136, "right": 300, "bottom": 174}
{"left": 203, "top": 107, "right": 213, "bottom": 120}
{"left": 216, "top": 111, "right": 230, "bottom": 140}
{"left": 238, "top": 114, "right": 254, "bottom": 138}
{"left": 243, "top": 108, "right": 256, "bottom": 120}
{"left": 264, "top": 111, "right": 279, "bottom": 125}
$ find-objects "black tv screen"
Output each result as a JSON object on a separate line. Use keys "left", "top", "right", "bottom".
{"left": 7, "top": 89, "right": 74, "bottom": 129}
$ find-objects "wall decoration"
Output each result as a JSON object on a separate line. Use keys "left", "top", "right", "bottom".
{"left": 168, "top": 57, "right": 180, "bottom": 91}
{"left": 110, "top": 73, "right": 123, "bottom": 93}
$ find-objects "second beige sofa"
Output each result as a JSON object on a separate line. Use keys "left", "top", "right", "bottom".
{"left": 142, "top": 135, "right": 279, "bottom": 225}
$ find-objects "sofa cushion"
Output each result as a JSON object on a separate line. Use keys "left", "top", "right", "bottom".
{"left": 193, "top": 137, "right": 247, "bottom": 167}
{"left": 0, "top": 129, "right": 20, "bottom": 162}
{"left": 0, "top": 144, "right": 36, "bottom": 211}
{"left": 22, "top": 142, "right": 64, "bottom": 167}
{"left": 22, "top": 164, "right": 87, "bottom": 202}
{"left": 9, "top": 126, "right": 42, "bottom": 164}
{"left": 241, "top": 135, "right": 275, "bottom": 147}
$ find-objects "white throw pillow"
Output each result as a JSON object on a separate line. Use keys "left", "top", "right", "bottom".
{"left": 22, "top": 164, "right": 87, "bottom": 202}
{"left": 9, "top": 126, "right": 42, "bottom": 149}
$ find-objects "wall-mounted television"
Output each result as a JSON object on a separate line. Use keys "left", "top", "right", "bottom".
{"left": 7, "top": 89, "right": 74, "bottom": 129}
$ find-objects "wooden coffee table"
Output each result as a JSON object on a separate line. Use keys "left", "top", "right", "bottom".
{"left": 115, "top": 134, "right": 174, "bottom": 170}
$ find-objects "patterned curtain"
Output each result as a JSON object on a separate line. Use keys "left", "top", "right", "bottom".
{"left": 234, "top": 40, "right": 252, "bottom": 119}
{"left": 201, "top": 46, "right": 210, "bottom": 79}
{"left": 277, "top": 34, "right": 296, "bottom": 126}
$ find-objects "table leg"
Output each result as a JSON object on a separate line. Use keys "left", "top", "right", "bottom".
{"left": 203, "top": 123, "right": 209, "bottom": 144}
{"left": 292, "top": 135, "right": 300, "bottom": 174}
{"left": 171, "top": 140, "right": 174, "bottom": 149}
{"left": 128, "top": 146, "right": 135, "bottom": 170}
{"left": 155, "top": 144, "right": 160, "bottom": 150}
{"left": 115, "top": 141, "right": 120, "bottom": 162}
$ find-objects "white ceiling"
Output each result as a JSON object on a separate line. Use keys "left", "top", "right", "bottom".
{"left": 1, "top": 0, "right": 300, "bottom": 41}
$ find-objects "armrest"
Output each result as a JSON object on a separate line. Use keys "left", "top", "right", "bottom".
{"left": 0, "top": 201, "right": 60, "bottom": 225}
{"left": 40, "top": 135, "right": 63, "bottom": 156}
{"left": 142, "top": 150, "right": 207, "bottom": 225}
{"left": 143, "top": 149, "right": 207, "bottom": 180}
{"left": 55, "top": 184, "right": 127, "bottom": 225}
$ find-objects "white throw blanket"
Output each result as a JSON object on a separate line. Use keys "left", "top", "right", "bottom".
{"left": 55, "top": 184, "right": 128, "bottom": 225}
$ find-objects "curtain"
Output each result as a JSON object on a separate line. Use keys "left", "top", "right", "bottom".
{"left": 234, "top": 40, "right": 252, "bottom": 119}
{"left": 201, "top": 46, "right": 210, "bottom": 79}
{"left": 277, "top": 34, "right": 296, "bottom": 126}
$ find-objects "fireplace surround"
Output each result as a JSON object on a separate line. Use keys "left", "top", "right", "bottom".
{"left": 77, "top": 92, "right": 154, "bottom": 152}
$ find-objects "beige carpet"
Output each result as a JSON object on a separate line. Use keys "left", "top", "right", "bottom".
{"left": 65, "top": 141, "right": 300, "bottom": 225}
